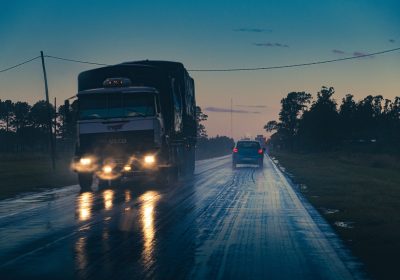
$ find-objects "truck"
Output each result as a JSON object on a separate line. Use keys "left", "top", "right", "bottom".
{"left": 71, "top": 60, "right": 197, "bottom": 189}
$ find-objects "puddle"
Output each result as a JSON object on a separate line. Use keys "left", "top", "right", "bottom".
{"left": 299, "top": 184, "right": 308, "bottom": 192}
{"left": 286, "top": 172, "right": 294, "bottom": 178}
{"left": 334, "top": 221, "right": 355, "bottom": 229}
{"left": 320, "top": 208, "right": 340, "bottom": 215}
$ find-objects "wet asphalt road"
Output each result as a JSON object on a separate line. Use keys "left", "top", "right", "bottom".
{"left": 0, "top": 155, "right": 364, "bottom": 280}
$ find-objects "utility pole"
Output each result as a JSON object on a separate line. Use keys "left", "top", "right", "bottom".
{"left": 54, "top": 97, "right": 57, "bottom": 154}
{"left": 230, "top": 98, "right": 233, "bottom": 140}
{"left": 40, "top": 51, "right": 56, "bottom": 171}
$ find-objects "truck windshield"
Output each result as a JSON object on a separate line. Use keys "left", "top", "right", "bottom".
{"left": 79, "top": 92, "right": 156, "bottom": 120}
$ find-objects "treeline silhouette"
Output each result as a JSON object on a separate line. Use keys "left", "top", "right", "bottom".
{"left": 0, "top": 99, "right": 77, "bottom": 154}
{"left": 195, "top": 106, "right": 235, "bottom": 159}
{"left": 0, "top": 100, "right": 233, "bottom": 159}
{"left": 196, "top": 136, "right": 235, "bottom": 160}
{"left": 265, "top": 86, "right": 400, "bottom": 153}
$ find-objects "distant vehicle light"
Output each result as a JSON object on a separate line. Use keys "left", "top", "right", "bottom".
{"left": 144, "top": 155, "right": 156, "bottom": 164}
{"left": 123, "top": 165, "right": 132, "bottom": 171}
{"left": 103, "top": 77, "right": 132, "bottom": 88}
{"left": 258, "top": 149, "right": 263, "bottom": 154}
{"left": 80, "top": 157, "right": 92, "bottom": 165}
{"left": 233, "top": 148, "right": 238, "bottom": 153}
{"left": 103, "top": 165, "right": 113, "bottom": 174}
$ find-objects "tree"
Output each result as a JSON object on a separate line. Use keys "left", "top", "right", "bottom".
{"left": 30, "top": 100, "right": 54, "bottom": 131}
{"left": 264, "top": 120, "right": 279, "bottom": 133}
{"left": 0, "top": 100, "right": 15, "bottom": 132}
{"left": 196, "top": 106, "right": 208, "bottom": 138}
{"left": 13, "top": 102, "right": 31, "bottom": 131}
{"left": 339, "top": 94, "right": 357, "bottom": 141}
{"left": 264, "top": 91, "right": 311, "bottom": 150}
{"left": 297, "top": 86, "right": 340, "bottom": 150}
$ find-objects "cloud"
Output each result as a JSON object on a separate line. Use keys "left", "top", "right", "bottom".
{"left": 332, "top": 49, "right": 346, "bottom": 54}
{"left": 353, "top": 51, "right": 374, "bottom": 58}
{"left": 233, "top": 28, "right": 272, "bottom": 33}
{"left": 389, "top": 39, "right": 396, "bottom": 43}
{"left": 253, "top": 42, "right": 289, "bottom": 48}
{"left": 331, "top": 49, "right": 375, "bottom": 58}
{"left": 205, "top": 107, "right": 260, "bottom": 114}
{"left": 236, "top": 105, "right": 267, "bottom": 108}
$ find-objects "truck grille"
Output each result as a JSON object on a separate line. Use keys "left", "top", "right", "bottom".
{"left": 80, "top": 130, "right": 155, "bottom": 157}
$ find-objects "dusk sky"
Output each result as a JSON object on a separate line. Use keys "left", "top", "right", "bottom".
{"left": 1, "top": 0, "right": 399, "bottom": 139}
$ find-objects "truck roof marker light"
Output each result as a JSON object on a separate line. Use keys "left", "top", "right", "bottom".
{"left": 103, "top": 77, "right": 132, "bottom": 88}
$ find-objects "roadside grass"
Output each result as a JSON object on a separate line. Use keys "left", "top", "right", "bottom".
{"left": 0, "top": 154, "right": 77, "bottom": 199}
{"left": 272, "top": 151, "right": 400, "bottom": 280}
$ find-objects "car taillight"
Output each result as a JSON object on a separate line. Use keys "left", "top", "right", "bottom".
{"left": 258, "top": 149, "right": 263, "bottom": 154}
{"left": 233, "top": 148, "right": 238, "bottom": 153}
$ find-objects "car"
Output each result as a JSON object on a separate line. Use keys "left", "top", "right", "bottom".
{"left": 232, "top": 140, "right": 264, "bottom": 169}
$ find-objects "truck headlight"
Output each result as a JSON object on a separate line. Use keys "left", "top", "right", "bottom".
{"left": 80, "top": 157, "right": 92, "bottom": 165}
{"left": 144, "top": 155, "right": 156, "bottom": 165}
{"left": 123, "top": 165, "right": 132, "bottom": 171}
{"left": 103, "top": 165, "right": 113, "bottom": 174}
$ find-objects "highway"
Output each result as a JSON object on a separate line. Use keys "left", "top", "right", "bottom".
{"left": 0, "top": 155, "right": 365, "bottom": 279}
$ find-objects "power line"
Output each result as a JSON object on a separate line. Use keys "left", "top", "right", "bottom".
{"left": 2, "top": 46, "right": 400, "bottom": 74}
{"left": 44, "top": 55, "right": 109, "bottom": 66}
{"left": 188, "top": 47, "right": 400, "bottom": 71}
{"left": 44, "top": 47, "right": 400, "bottom": 72}
{"left": 0, "top": 56, "right": 40, "bottom": 73}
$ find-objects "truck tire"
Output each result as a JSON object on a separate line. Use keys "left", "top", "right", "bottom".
{"left": 185, "top": 148, "right": 195, "bottom": 176}
{"left": 155, "top": 167, "right": 177, "bottom": 186}
{"left": 78, "top": 173, "right": 93, "bottom": 190}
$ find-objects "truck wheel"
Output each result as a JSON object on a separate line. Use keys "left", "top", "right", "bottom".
{"left": 78, "top": 173, "right": 93, "bottom": 190}
{"left": 168, "top": 166, "right": 179, "bottom": 185}
{"left": 155, "top": 167, "right": 177, "bottom": 186}
{"left": 187, "top": 148, "right": 195, "bottom": 176}
{"left": 155, "top": 169, "right": 168, "bottom": 186}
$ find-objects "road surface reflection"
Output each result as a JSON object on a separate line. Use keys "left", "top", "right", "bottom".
{"left": 77, "top": 192, "right": 94, "bottom": 221}
{"left": 103, "top": 189, "right": 114, "bottom": 211}
{"left": 139, "top": 191, "right": 161, "bottom": 266}
{"left": 75, "top": 236, "right": 88, "bottom": 274}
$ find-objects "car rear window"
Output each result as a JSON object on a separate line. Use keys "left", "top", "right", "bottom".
{"left": 236, "top": 141, "right": 260, "bottom": 149}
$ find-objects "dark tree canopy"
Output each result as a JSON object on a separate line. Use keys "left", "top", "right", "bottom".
{"left": 196, "top": 106, "right": 208, "bottom": 138}
{"left": 265, "top": 86, "right": 400, "bottom": 152}
{"left": 265, "top": 91, "right": 311, "bottom": 150}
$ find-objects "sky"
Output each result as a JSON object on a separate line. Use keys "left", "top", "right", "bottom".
{"left": 0, "top": 0, "right": 399, "bottom": 140}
